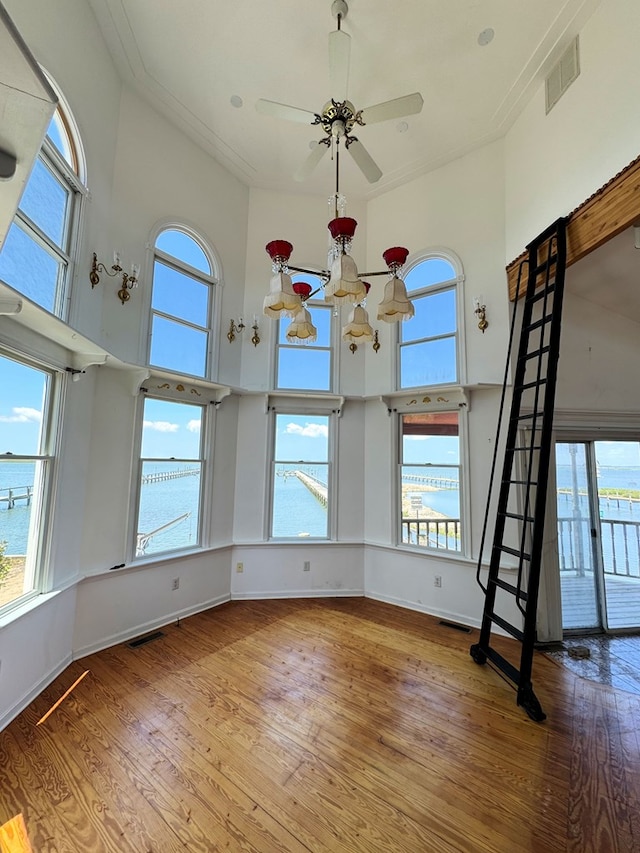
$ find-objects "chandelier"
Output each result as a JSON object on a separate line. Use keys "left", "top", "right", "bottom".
{"left": 263, "top": 141, "right": 415, "bottom": 350}
{"left": 259, "top": 0, "right": 421, "bottom": 351}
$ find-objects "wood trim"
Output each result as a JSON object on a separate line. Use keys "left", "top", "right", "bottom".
{"left": 506, "top": 153, "right": 640, "bottom": 300}
{"left": 0, "top": 814, "right": 34, "bottom": 852}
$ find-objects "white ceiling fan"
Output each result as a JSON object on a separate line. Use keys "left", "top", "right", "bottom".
{"left": 256, "top": 0, "right": 424, "bottom": 184}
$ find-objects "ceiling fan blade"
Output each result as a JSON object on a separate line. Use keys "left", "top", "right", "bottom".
{"left": 329, "top": 29, "right": 351, "bottom": 101}
{"left": 359, "top": 92, "right": 424, "bottom": 126}
{"left": 294, "top": 142, "right": 329, "bottom": 182}
{"left": 348, "top": 139, "right": 382, "bottom": 184}
{"left": 256, "top": 99, "right": 317, "bottom": 125}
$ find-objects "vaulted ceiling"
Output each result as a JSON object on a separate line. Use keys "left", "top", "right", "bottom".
{"left": 88, "top": 0, "right": 602, "bottom": 199}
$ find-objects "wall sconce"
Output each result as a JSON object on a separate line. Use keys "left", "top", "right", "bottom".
{"left": 227, "top": 316, "right": 260, "bottom": 346}
{"left": 474, "top": 297, "right": 488, "bottom": 333}
{"left": 90, "top": 252, "right": 140, "bottom": 304}
{"left": 227, "top": 317, "right": 245, "bottom": 342}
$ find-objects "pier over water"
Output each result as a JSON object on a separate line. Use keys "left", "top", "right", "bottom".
{"left": 294, "top": 471, "right": 328, "bottom": 506}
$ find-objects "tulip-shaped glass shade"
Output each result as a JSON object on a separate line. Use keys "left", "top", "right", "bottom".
{"left": 377, "top": 275, "right": 415, "bottom": 323}
{"left": 325, "top": 252, "right": 367, "bottom": 305}
{"left": 263, "top": 271, "right": 302, "bottom": 318}
{"left": 342, "top": 304, "right": 374, "bottom": 343}
{"left": 286, "top": 305, "right": 318, "bottom": 343}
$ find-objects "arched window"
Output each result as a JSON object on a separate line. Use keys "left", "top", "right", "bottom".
{"left": 0, "top": 96, "right": 84, "bottom": 317}
{"left": 398, "top": 254, "right": 463, "bottom": 389}
{"left": 148, "top": 227, "right": 217, "bottom": 378}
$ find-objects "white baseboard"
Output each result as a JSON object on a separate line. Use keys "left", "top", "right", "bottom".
{"left": 365, "top": 590, "right": 481, "bottom": 630}
{"left": 72, "top": 593, "right": 231, "bottom": 659}
{"left": 0, "top": 653, "right": 73, "bottom": 732}
{"left": 231, "top": 588, "right": 364, "bottom": 600}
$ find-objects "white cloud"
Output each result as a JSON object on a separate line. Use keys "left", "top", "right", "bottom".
{"left": 286, "top": 422, "right": 329, "bottom": 438}
{"left": 405, "top": 435, "right": 432, "bottom": 441}
{"left": 0, "top": 407, "right": 42, "bottom": 424}
{"left": 186, "top": 419, "right": 201, "bottom": 433}
{"left": 143, "top": 420, "right": 179, "bottom": 433}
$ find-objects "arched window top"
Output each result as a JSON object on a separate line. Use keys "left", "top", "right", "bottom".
{"left": 155, "top": 228, "right": 211, "bottom": 276}
{"left": 46, "top": 109, "right": 77, "bottom": 173}
{"left": 405, "top": 256, "right": 458, "bottom": 294}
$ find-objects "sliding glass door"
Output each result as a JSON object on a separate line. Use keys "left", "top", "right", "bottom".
{"left": 556, "top": 440, "right": 640, "bottom": 632}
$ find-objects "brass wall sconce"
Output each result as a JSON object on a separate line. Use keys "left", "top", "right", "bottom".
{"left": 227, "top": 317, "right": 245, "bottom": 342}
{"left": 474, "top": 298, "right": 488, "bottom": 333}
{"left": 227, "top": 316, "right": 260, "bottom": 346}
{"left": 90, "top": 252, "right": 140, "bottom": 304}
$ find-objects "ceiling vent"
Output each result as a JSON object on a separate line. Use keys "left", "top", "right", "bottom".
{"left": 546, "top": 37, "right": 580, "bottom": 114}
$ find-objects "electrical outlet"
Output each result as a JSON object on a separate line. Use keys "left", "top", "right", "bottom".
{"left": 172, "top": 577, "right": 180, "bottom": 591}
{"left": 236, "top": 562, "right": 244, "bottom": 573}
{"left": 303, "top": 560, "right": 311, "bottom": 571}
{"left": 434, "top": 575, "right": 442, "bottom": 588}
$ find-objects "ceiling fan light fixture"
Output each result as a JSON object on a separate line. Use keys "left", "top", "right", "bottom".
{"left": 286, "top": 305, "right": 318, "bottom": 343}
{"left": 377, "top": 275, "right": 415, "bottom": 323}
{"left": 342, "top": 304, "right": 374, "bottom": 342}
{"left": 263, "top": 271, "right": 302, "bottom": 318}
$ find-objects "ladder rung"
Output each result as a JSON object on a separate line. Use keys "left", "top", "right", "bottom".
{"left": 500, "top": 511, "right": 535, "bottom": 524}
{"left": 499, "top": 545, "right": 531, "bottom": 561}
{"left": 530, "top": 254, "right": 558, "bottom": 276}
{"left": 504, "top": 479, "right": 538, "bottom": 487}
{"left": 520, "top": 345, "right": 551, "bottom": 362}
{"left": 487, "top": 613, "right": 525, "bottom": 643}
{"left": 490, "top": 577, "right": 529, "bottom": 601}
{"left": 484, "top": 646, "right": 522, "bottom": 684}
{"left": 525, "top": 315, "right": 553, "bottom": 333}
{"left": 528, "top": 285, "right": 556, "bottom": 305}
{"left": 519, "top": 379, "right": 548, "bottom": 392}
{"left": 507, "top": 446, "right": 543, "bottom": 452}
{"left": 514, "top": 411, "right": 544, "bottom": 422}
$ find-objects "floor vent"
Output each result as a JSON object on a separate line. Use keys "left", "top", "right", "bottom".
{"left": 439, "top": 620, "right": 471, "bottom": 634}
{"left": 546, "top": 37, "right": 580, "bottom": 114}
{"left": 127, "top": 630, "right": 165, "bottom": 648}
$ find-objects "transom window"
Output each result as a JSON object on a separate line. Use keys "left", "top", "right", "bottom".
{"left": 270, "top": 412, "right": 331, "bottom": 539}
{"left": 0, "top": 352, "right": 58, "bottom": 611}
{"left": 135, "top": 396, "right": 205, "bottom": 558}
{"left": 0, "top": 106, "right": 83, "bottom": 317}
{"left": 149, "top": 228, "right": 216, "bottom": 378}
{"left": 399, "top": 256, "right": 460, "bottom": 389}
{"left": 399, "top": 412, "right": 462, "bottom": 552}
{"left": 276, "top": 274, "right": 332, "bottom": 392}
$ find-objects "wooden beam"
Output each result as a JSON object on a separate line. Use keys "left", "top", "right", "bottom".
{"left": 506, "top": 153, "right": 640, "bottom": 300}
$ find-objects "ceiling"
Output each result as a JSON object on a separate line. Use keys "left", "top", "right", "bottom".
{"left": 87, "top": 0, "right": 602, "bottom": 200}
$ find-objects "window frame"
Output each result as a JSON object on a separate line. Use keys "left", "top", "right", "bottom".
{"left": 130, "top": 391, "right": 211, "bottom": 562}
{"left": 0, "top": 123, "right": 85, "bottom": 320}
{"left": 0, "top": 347, "right": 63, "bottom": 614}
{"left": 267, "top": 406, "right": 336, "bottom": 541}
{"left": 396, "top": 404, "right": 470, "bottom": 557}
{"left": 397, "top": 250, "right": 466, "bottom": 391}
{"left": 145, "top": 224, "right": 221, "bottom": 380}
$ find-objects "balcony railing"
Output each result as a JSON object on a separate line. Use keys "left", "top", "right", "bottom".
{"left": 401, "top": 517, "right": 461, "bottom": 552}
{"left": 558, "top": 516, "right": 640, "bottom": 578}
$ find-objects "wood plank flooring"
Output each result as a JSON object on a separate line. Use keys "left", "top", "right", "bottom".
{"left": 1, "top": 597, "right": 639, "bottom": 852}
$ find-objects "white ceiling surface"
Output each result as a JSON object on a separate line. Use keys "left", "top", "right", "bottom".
{"left": 88, "top": 0, "right": 601, "bottom": 200}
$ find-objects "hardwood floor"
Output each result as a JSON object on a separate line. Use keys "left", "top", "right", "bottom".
{"left": 1, "top": 598, "right": 639, "bottom": 852}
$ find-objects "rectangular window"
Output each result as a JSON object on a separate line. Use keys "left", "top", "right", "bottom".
{"left": 149, "top": 258, "right": 211, "bottom": 378}
{"left": 0, "top": 149, "right": 77, "bottom": 317}
{"left": 0, "top": 353, "right": 56, "bottom": 610}
{"left": 135, "top": 397, "right": 205, "bottom": 557}
{"left": 399, "top": 412, "right": 461, "bottom": 552}
{"left": 399, "top": 287, "right": 457, "bottom": 388}
{"left": 276, "top": 303, "right": 332, "bottom": 392}
{"left": 271, "top": 413, "right": 330, "bottom": 538}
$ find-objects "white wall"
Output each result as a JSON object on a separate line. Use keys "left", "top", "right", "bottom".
{"left": 505, "top": 0, "right": 640, "bottom": 260}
